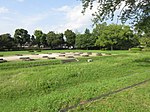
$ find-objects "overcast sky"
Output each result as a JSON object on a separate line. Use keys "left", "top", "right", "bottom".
{"left": 0, "top": 0, "right": 120, "bottom": 35}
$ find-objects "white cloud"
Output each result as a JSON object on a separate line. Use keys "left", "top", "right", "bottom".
{"left": 0, "top": 9, "right": 50, "bottom": 35}
{"left": 49, "top": 3, "right": 98, "bottom": 33}
{"left": 0, "top": 3, "right": 98, "bottom": 35}
{"left": 0, "top": 7, "right": 9, "bottom": 14}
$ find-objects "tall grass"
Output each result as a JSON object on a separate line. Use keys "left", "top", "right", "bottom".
{"left": 0, "top": 51, "right": 150, "bottom": 112}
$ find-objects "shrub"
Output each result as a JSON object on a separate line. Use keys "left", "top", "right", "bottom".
{"left": 105, "top": 53, "right": 111, "bottom": 55}
{"left": 142, "top": 47, "right": 150, "bottom": 51}
{"left": 28, "top": 50, "right": 34, "bottom": 52}
{"left": 36, "top": 50, "right": 41, "bottom": 52}
{"left": 129, "top": 48, "right": 142, "bottom": 52}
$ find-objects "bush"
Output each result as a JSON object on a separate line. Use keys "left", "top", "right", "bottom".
{"left": 35, "top": 50, "right": 41, "bottom": 52}
{"left": 105, "top": 53, "right": 111, "bottom": 55}
{"left": 129, "top": 48, "right": 142, "bottom": 52}
{"left": 142, "top": 47, "right": 150, "bottom": 51}
{"left": 28, "top": 50, "right": 34, "bottom": 52}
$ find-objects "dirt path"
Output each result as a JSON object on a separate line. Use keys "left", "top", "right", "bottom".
{"left": 1, "top": 52, "right": 112, "bottom": 61}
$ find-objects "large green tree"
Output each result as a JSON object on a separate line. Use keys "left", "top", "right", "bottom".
{"left": 0, "top": 33, "right": 15, "bottom": 50}
{"left": 64, "top": 29, "right": 76, "bottom": 48}
{"left": 135, "top": 16, "right": 150, "bottom": 47}
{"left": 30, "top": 35, "right": 36, "bottom": 46}
{"left": 14, "top": 29, "right": 30, "bottom": 47}
{"left": 94, "top": 23, "right": 139, "bottom": 50}
{"left": 81, "top": 0, "right": 150, "bottom": 27}
{"left": 55, "top": 33, "right": 64, "bottom": 48}
{"left": 46, "top": 31, "right": 57, "bottom": 49}
{"left": 47, "top": 32, "right": 64, "bottom": 49}
{"left": 139, "top": 34, "right": 150, "bottom": 47}
{"left": 76, "top": 29, "right": 96, "bottom": 49}
{"left": 34, "top": 30, "right": 45, "bottom": 47}
{"left": 116, "top": 25, "right": 140, "bottom": 49}
{"left": 41, "top": 33, "right": 47, "bottom": 47}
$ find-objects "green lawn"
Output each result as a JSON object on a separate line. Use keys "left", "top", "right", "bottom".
{"left": 0, "top": 50, "right": 150, "bottom": 112}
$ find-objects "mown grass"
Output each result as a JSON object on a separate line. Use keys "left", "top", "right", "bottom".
{"left": 0, "top": 51, "right": 150, "bottom": 112}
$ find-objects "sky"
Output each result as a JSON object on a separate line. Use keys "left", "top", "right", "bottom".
{"left": 0, "top": 0, "right": 120, "bottom": 35}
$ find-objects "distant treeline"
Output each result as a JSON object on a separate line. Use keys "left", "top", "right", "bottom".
{"left": 0, "top": 23, "right": 149, "bottom": 51}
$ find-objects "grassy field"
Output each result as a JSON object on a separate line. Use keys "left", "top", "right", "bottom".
{"left": 0, "top": 50, "right": 127, "bottom": 57}
{"left": 0, "top": 50, "right": 150, "bottom": 112}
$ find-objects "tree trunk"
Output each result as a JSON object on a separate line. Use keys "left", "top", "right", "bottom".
{"left": 111, "top": 45, "right": 113, "bottom": 51}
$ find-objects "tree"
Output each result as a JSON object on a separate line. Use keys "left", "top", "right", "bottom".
{"left": 94, "top": 23, "right": 139, "bottom": 50}
{"left": 55, "top": 33, "right": 64, "bottom": 48}
{"left": 135, "top": 16, "right": 150, "bottom": 47}
{"left": 116, "top": 26, "right": 140, "bottom": 49}
{"left": 34, "top": 30, "right": 43, "bottom": 47}
{"left": 64, "top": 29, "right": 76, "bottom": 48}
{"left": 80, "top": 0, "right": 150, "bottom": 28}
{"left": 95, "top": 24, "right": 120, "bottom": 50}
{"left": 139, "top": 34, "right": 150, "bottom": 47}
{"left": 47, "top": 32, "right": 64, "bottom": 49}
{"left": 14, "top": 29, "right": 30, "bottom": 47}
{"left": 135, "top": 16, "right": 150, "bottom": 34}
{"left": 0, "top": 33, "right": 15, "bottom": 50}
{"left": 75, "top": 29, "right": 96, "bottom": 49}
{"left": 30, "top": 35, "right": 36, "bottom": 46}
{"left": 41, "top": 33, "right": 47, "bottom": 47}
{"left": 46, "top": 31, "right": 56, "bottom": 49}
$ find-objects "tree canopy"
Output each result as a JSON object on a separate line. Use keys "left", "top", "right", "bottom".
{"left": 81, "top": 0, "right": 150, "bottom": 27}
{"left": 76, "top": 29, "right": 96, "bottom": 49}
{"left": 64, "top": 29, "right": 76, "bottom": 48}
{"left": 93, "top": 23, "right": 139, "bottom": 50}
{"left": 34, "top": 30, "right": 44, "bottom": 47}
{"left": 0, "top": 34, "right": 15, "bottom": 50}
{"left": 14, "top": 29, "right": 30, "bottom": 47}
{"left": 0, "top": 25, "right": 143, "bottom": 51}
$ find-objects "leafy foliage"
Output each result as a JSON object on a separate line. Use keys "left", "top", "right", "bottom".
{"left": 46, "top": 31, "right": 56, "bottom": 49}
{"left": 34, "top": 30, "right": 44, "bottom": 47}
{"left": 93, "top": 23, "right": 139, "bottom": 50}
{"left": 14, "top": 29, "right": 30, "bottom": 47}
{"left": 76, "top": 29, "right": 96, "bottom": 49}
{"left": 81, "top": 0, "right": 150, "bottom": 26}
{"left": 64, "top": 29, "right": 76, "bottom": 48}
{"left": 129, "top": 47, "right": 142, "bottom": 52}
{"left": 30, "top": 35, "right": 36, "bottom": 46}
{"left": 0, "top": 34, "right": 15, "bottom": 50}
